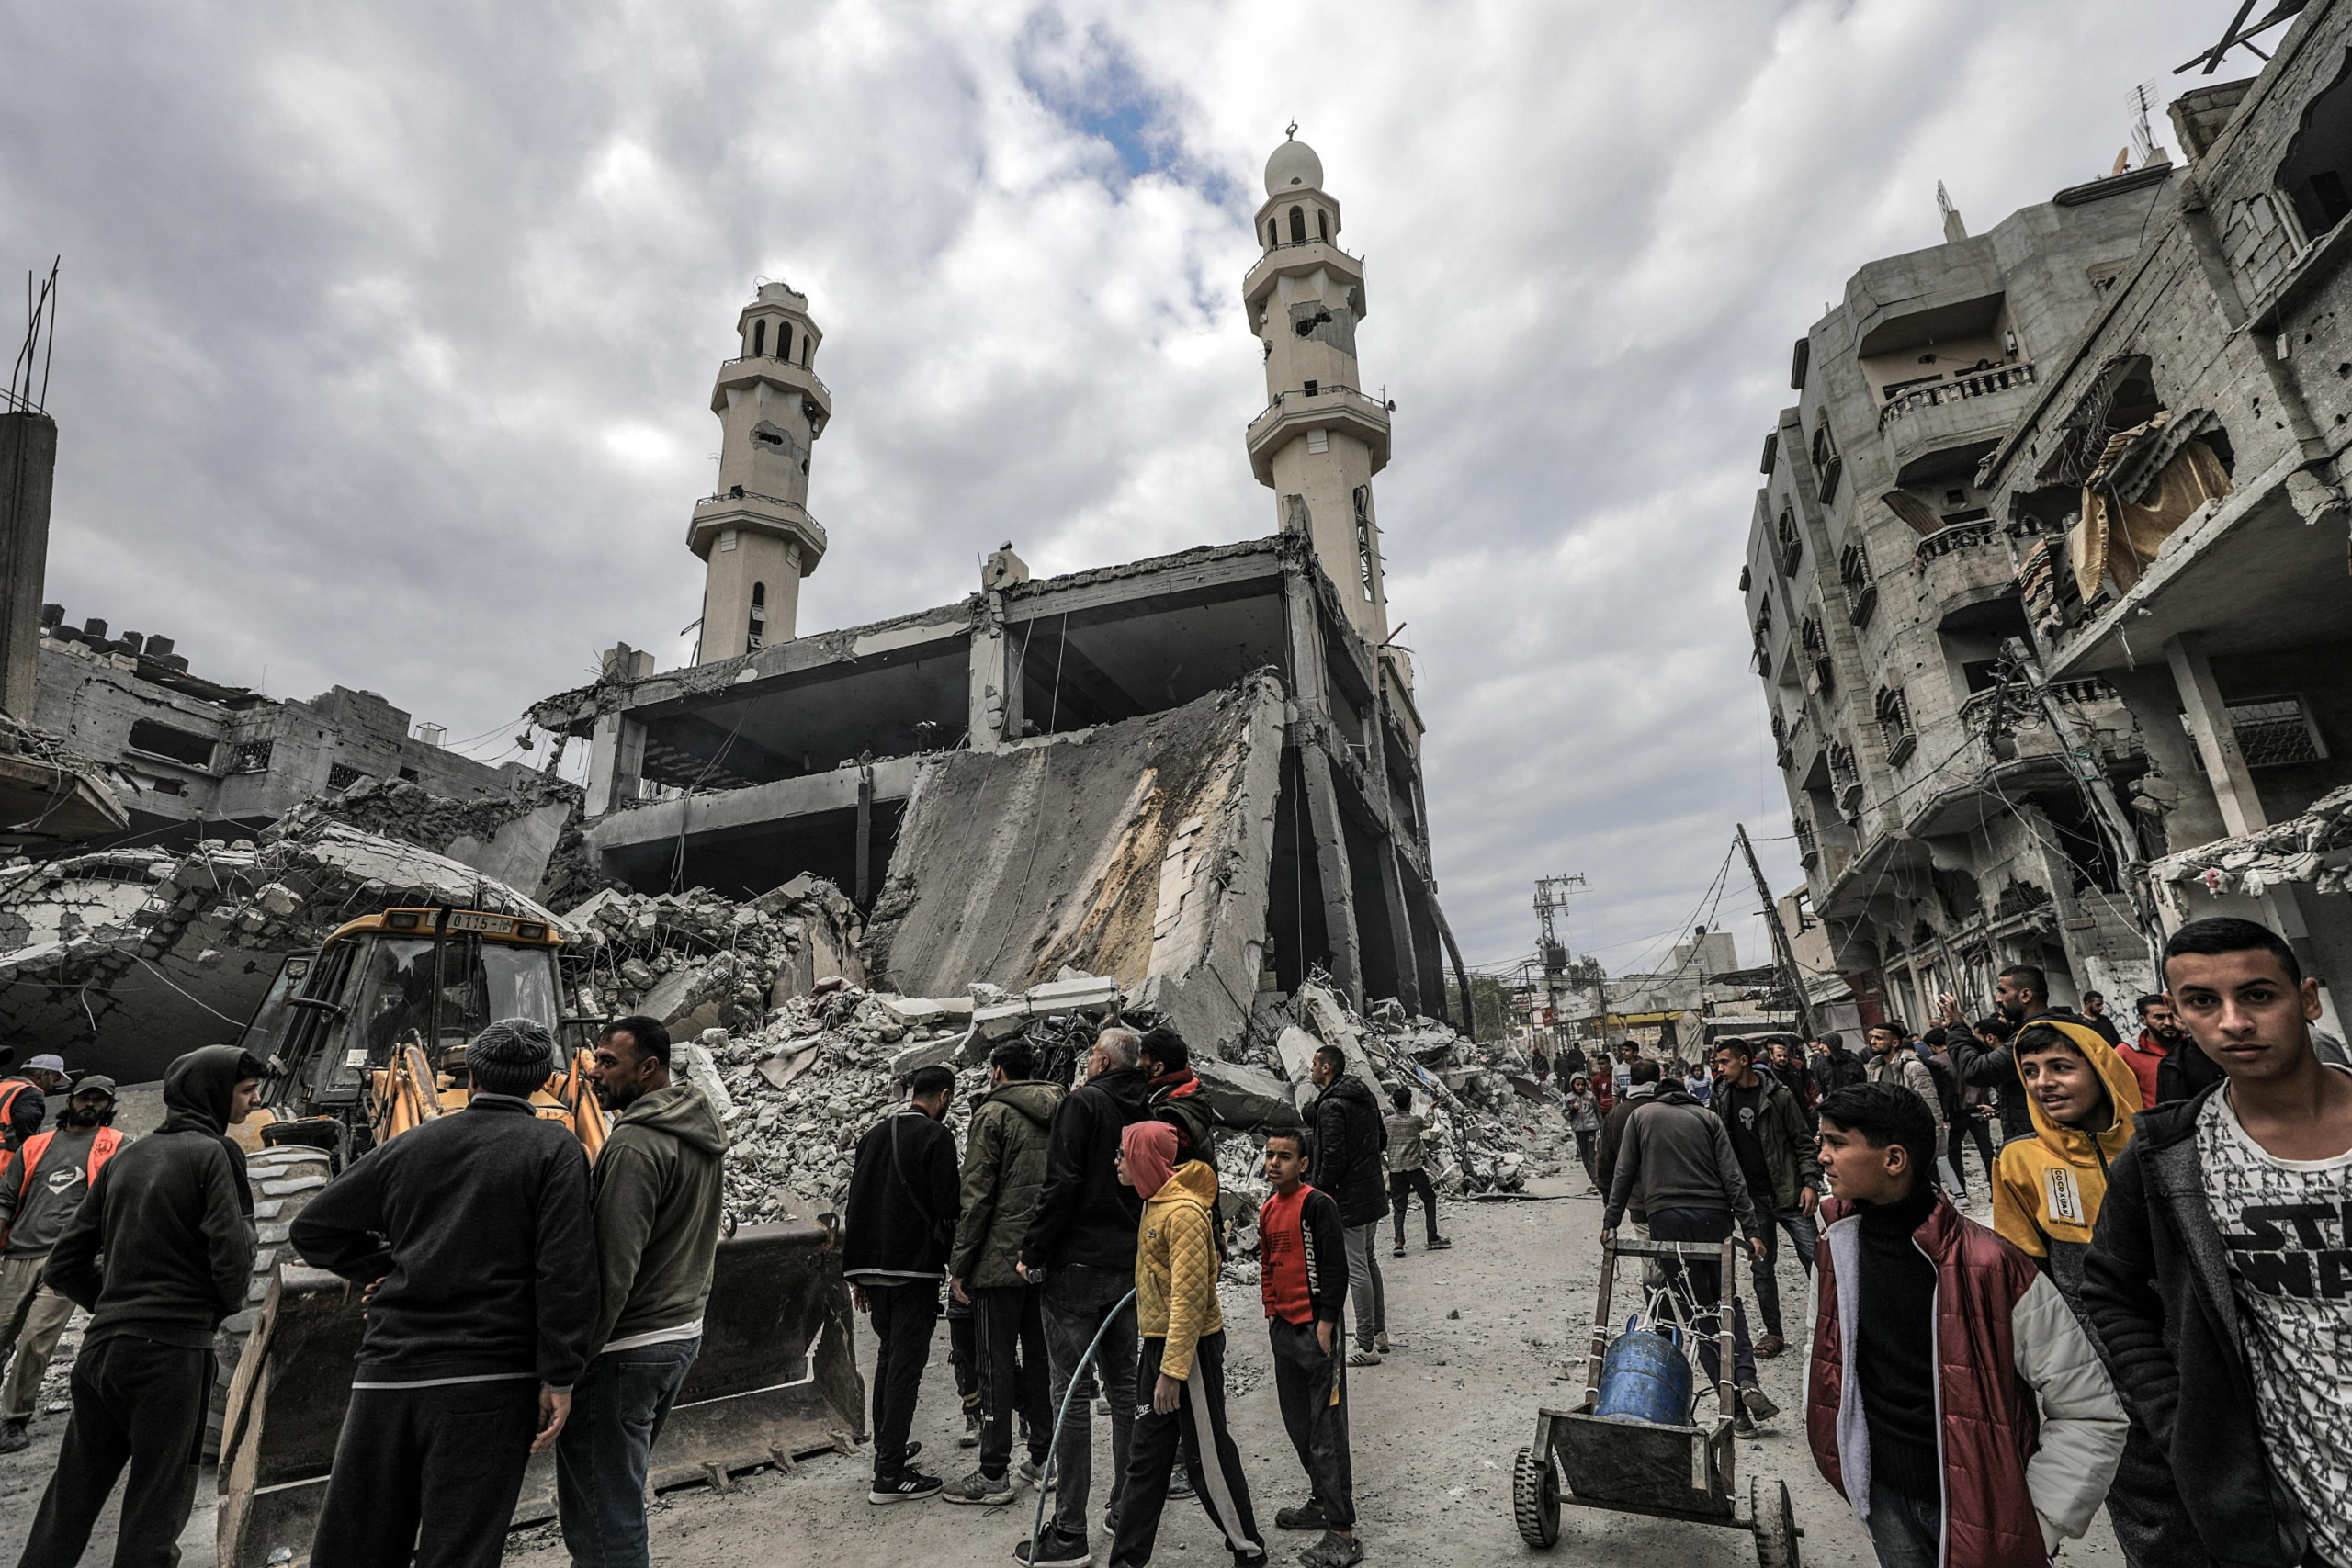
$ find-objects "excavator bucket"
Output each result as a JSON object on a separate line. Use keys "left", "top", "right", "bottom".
{"left": 216, "top": 1220, "right": 864, "bottom": 1568}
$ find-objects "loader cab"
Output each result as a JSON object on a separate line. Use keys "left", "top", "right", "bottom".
{"left": 244, "top": 907, "right": 568, "bottom": 1138}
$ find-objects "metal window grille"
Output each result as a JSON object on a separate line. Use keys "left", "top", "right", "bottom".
{"left": 2228, "top": 696, "right": 2325, "bottom": 767}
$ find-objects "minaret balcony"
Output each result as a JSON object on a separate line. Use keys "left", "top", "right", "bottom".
{"left": 709, "top": 355, "right": 832, "bottom": 421}
{"left": 1243, "top": 241, "right": 1365, "bottom": 313}
{"left": 1245, "top": 384, "right": 1391, "bottom": 483}
{"left": 687, "top": 488, "right": 828, "bottom": 571}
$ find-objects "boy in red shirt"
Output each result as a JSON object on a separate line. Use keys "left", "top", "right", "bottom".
{"left": 1259, "top": 1129, "right": 1361, "bottom": 1568}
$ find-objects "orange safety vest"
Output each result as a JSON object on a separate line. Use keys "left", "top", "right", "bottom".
{"left": 0, "top": 1078, "right": 32, "bottom": 1137}
{"left": 1, "top": 1126, "right": 123, "bottom": 1248}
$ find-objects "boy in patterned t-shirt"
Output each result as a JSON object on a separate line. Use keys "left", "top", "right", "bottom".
{"left": 2085, "top": 917, "right": 2352, "bottom": 1568}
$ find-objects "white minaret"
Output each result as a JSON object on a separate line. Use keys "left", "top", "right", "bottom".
{"left": 1244, "top": 130, "right": 1393, "bottom": 640}
{"left": 689, "top": 281, "right": 831, "bottom": 662}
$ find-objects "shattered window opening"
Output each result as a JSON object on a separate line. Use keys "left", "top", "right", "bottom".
{"left": 228, "top": 739, "right": 274, "bottom": 773}
{"left": 328, "top": 762, "right": 368, "bottom": 793}
{"left": 126, "top": 719, "right": 216, "bottom": 770}
{"left": 1353, "top": 486, "right": 1378, "bottom": 600}
{"left": 748, "top": 581, "right": 767, "bottom": 650}
{"left": 2228, "top": 694, "right": 2327, "bottom": 767}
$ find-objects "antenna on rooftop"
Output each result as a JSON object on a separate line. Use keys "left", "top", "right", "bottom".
{"left": 2128, "top": 81, "right": 2164, "bottom": 165}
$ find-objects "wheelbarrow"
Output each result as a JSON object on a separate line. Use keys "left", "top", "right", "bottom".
{"left": 1510, "top": 1235, "right": 1800, "bottom": 1565}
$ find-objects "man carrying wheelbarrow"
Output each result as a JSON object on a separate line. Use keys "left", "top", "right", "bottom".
{"left": 1600, "top": 1072, "right": 1777, "bottom": 1438}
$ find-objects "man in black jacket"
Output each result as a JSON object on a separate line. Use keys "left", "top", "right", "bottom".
{"left": 1307, "top": 1045, "right": 1388, "bottom": 1366}
{"left": 2084, "top": 918, "right": 2352, "bottom": 1568}
{"left": 16, "top": 1044, "right": 261, "bottom": 1568}
{"left": 1017, "top": 1026, "right": 1149, "bottom": 1568}
{"left": 842, "top": 1062, "right": 960, "bottom": 1505}
{"left": 293, "top": 1018, "right": 598, "bottom": 1568}
{"left": 1963, "top": 965, "right": 2067, "bottom": 1145}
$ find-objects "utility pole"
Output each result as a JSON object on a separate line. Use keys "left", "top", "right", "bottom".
{"left": 1736, "top": 823, "right": 1819, "bottom": 1043}
{"left": 1532, "top": 874, "right": 1584, "bottom": 1050}
{"left": 2000, "top": 637, "right": 2165, "bottom": 976}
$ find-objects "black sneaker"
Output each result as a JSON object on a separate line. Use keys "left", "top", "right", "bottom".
{"left": 1169, "top": 1466, "right": 1195, "bottom": 1500}
{"left": 941, "top": 1468, "right": 1016, "bottom": 1506}
{"left": 959, "top": 1412, "right": 981, "bottom": 1449}
{"left": 1275, "top": 1500, "right": 1329, "bottom": 1531}
{"left": 870, "top": 1468, "right": 944, "bottom": 1504}
{"left": 1731, "top": 1405, "right": 1758, "bottom": 1441}
{"left": 1739, "top": 1384, "right": 1780, "bottom": 1423}
{"left": 1014, "top": 1528, "right": 1094, "bottom": 1567}
{"left": 1298, "top": 1530, "right": 1364, "bottom": 1568}
{"left": 0, "top": 1418, "right": 28, "bottom": 1456}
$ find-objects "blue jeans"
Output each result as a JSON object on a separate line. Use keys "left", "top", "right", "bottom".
{"left": 1748, "top": 1205, "right": 1818, "bottom": 1339}
{"left": 556, "top": 1335, "right": 701, "bottom": 1568}
{"left": 1865, "top": 1476, "right": 1941, "bottom": 1568}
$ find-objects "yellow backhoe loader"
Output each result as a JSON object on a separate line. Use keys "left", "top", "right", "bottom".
{"left": 212, "top": 905, "right": 865, "bottom": 1568}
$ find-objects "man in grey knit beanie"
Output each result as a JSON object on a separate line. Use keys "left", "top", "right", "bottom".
{"left": 293, "top": 1013, "right": 594, "bottom": 1566}
{"left": 468, "top": 1017, "right": 557, "bottom": 1099}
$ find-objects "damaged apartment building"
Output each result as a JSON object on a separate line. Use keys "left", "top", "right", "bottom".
{"left": 1743, "top": 0, "right": 2352, "bottom": 1033}
{"left": 529, "top": 133, "right": 1470, "bottom": 1061}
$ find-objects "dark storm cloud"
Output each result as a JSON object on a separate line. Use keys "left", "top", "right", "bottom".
{"left": 2, "top": 0, "right": 2226, "bottom": 976}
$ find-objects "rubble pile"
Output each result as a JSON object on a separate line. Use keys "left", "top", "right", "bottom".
{"left": 270, "top": 772, "right": 593, "bottom": 908}
{"left": 560, "top": 874, "right": 868, "bottom": 1037}
{"left": 0, "top": 824, "right": 573, "bottom": 1080}
{"left": 2153, "top": 780, "right": 2352, "bottom": 901}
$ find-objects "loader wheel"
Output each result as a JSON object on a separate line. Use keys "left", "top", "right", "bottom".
{"left": 1512, "top": 1444, "right": 1561, "bottom": 1549}
{"left": 205, "top": 1145, "right": 334, "bottom": 1459}
{"left": 1752, "top": 1475, "right": 1799, "bottom": 1568}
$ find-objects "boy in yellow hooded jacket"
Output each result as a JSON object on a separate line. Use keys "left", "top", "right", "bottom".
{"left": 1998, "top": 1019, "right": 2203, "bottom": 1567}
{"left": 1108, "top": 1121, "right": 1267, "bottom": 1568}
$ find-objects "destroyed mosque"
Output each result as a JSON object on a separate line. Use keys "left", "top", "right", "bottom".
{"left": 0, "top": 135, "right": 1545, "bottom": 1192}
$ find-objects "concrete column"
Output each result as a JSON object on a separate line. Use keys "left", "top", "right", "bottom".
{"left": 0, "top": 412, "right": 58, "bottom": 722}
{"left": 585, "top": 712, "right": 644, "bottom": 816}
{"left": 1283, "top": 573, "right": 1364, "bottom": 1004}
{"left": 2165, "top": 634, "right": 2267, "bottom": 837}
{"left": 967, "top": 592, "right": 1012, "bottom": 752}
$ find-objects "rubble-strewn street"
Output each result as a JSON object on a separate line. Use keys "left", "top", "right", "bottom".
{"left": 0, "top": 1177, "right": 2129, "bottom": 1566}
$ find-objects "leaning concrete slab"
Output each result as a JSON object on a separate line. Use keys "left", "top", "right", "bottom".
{"left": 865, "top": 675, "right": 1283, "bottom": 1059}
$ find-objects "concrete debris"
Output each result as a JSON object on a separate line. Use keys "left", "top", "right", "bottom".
{"left": 272, "top": 771, "right": 588, "bottom": 907}
{"left": 0, "top": 821, "right": 571, "bottom": 1082}
{"left": 560, "top": 878, "right": 868, "bottom": 1039}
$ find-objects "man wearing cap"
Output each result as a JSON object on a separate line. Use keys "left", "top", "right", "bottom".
{"left": 0, "top": 1053, "right": 71, "bottom": 1154}
{"left": 0, "top": 1075, "right": 124, "bottom": 1454}
{"left": 16, "top": 1044, "right": 263, "bottom": 1566}
{"left": 292, "top": 1018, "right": 598, "bottom": 1568}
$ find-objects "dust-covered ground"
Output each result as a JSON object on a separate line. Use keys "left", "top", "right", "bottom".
{"left": 1, "top": 1174, "right": 2125, "bottom": 1567}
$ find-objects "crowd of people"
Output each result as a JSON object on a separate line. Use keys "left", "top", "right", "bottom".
{"left": 1557, "top": 914, "right": 2352, "bottom": 1568}
{"left": 5, "top": 908, "right": 2346, "bottom": 1567}
{"left": 845, "top": 1023, "right": 1433, "bottom": 1568}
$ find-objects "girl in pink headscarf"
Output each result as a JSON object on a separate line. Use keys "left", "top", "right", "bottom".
{"left": 1111, "top": 1120, "right": 1267, "bottom": 1565}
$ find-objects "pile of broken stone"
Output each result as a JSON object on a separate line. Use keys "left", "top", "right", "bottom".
{"left": 639, "top": 950, "right": 1567, "bottom": 1258}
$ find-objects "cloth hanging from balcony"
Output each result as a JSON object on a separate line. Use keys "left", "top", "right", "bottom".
{"left": 2070, "top": 411, "right": 2233, "bottom": 598}
{"left": 1881, "top": 490, "right": 1942, "bottom": 535}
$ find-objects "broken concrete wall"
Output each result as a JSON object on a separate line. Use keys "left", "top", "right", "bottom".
{"left": 864, "top": 675, "right": 1283, "bottom": 1060}
{"left": 0, "top": 824, "right": 570, "bottom": 1082}
{"left": 272, "top": 771, "right": 587, "bottom": 907}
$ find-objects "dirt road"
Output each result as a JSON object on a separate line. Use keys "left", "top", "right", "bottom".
{"left": 0, "top": 1172, "right": 2127, "bottom": 1566}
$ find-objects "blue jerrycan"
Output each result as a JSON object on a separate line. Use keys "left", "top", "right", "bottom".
{"left": 1593, "top": 1315, "right": 1692, "bottom": 1426}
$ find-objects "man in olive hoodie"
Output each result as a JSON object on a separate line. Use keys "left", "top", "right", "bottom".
{"left": 942, "top": 1039, "right": 1064, "bottom": 1506}
{"left": 17, "top": 1044, "right": 263, "bottom": 1568}
{"left": 558, "top": 1015, "right": 729, "bottom": 1568}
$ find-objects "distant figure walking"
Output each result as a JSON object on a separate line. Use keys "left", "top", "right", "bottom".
{"left": 1381, "top": 1086, "right": 1449, "bottom": 1258}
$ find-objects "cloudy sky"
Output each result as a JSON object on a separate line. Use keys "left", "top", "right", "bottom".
{"left": 6, "top": 0, "right": 2240, "bottom": 977}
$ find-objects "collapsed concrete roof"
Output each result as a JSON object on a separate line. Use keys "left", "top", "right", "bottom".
{"left": 865, "top": 674, "right": 1282, "bottom": 1058}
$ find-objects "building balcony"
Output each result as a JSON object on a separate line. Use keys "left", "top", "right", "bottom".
{"left": 1913, "top": 521, "right": 2018, "bottom": 630}
{"left": 1242, "top": 240, "right": 1366, "bottom": 312}
{"left": 710, "top": 355, "right": 832, "bottom": 422}
{"left": 1245, "top": 383, "right": 1392, "bottom": 483}
{"left": 1876, "top": 362, "right": 2035, "bottom": 483}
{"left": 686, "top": 489, "right": 829, "bottom": 570}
